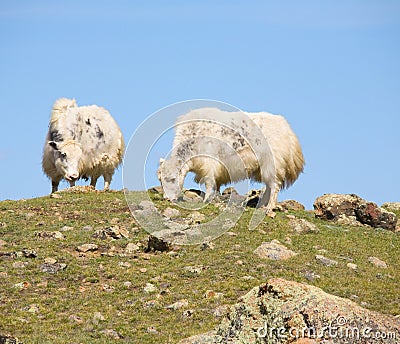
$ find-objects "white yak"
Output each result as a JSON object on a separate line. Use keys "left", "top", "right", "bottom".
{"left": 158, "top": 108, "right": 304, "bottom": 212}
{"left": 42, "top": 98, "right": 125, "bottom": 193}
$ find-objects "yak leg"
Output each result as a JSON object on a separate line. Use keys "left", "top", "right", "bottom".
{"left": 103, "top": 173, "right": 113, "bottom": 191}
{"left": 259, "top": 181, "right": 279, "bottom": 214}
{"left": 69, "top": 180, "right": 76, "bottom": 188}
{"left": 90, "top": 176, "right": 99, "bottom": 189}
{"left": 51, "top": 179, "right": 61, "bottom": 193}
{"left": 203, "top": 176, "right": 217, "bottom": 203}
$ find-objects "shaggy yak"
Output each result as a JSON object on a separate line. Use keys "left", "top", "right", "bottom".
{"left": 42, "top": 98, "right": 125, "bottom": 193}
{"left": 158, "top": 108, "right": 304, "bottom": 212}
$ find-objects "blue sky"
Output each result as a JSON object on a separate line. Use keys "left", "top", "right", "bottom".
{"left": 0, "top": 1, "right": 399, "bottom": 209}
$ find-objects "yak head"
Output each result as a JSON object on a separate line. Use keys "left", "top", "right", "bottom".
{"left": 49, "top": 140, "right": 83, "bottom": 182}
{"left": 158, "top": 158, "right": 183, "bottom": 202}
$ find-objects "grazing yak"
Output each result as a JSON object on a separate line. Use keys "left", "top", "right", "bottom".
{"left": 42, "top": 98, "right": 124, "bottom": 193}
{"left": 158, "top": 108, "right": 304, "bottom": 212}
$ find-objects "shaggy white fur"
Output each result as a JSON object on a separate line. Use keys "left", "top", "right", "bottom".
{"left": 42, "top": 98, "right": 124, "bottom": 192}
{"left": 159, "top": 108, "right": 304, "bottom": 212}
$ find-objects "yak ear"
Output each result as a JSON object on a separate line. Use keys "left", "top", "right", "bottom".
{"left": 48, "top": 141, "right": 58, "bottom": 150}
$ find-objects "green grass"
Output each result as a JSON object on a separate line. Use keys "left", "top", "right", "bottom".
{"left": 0, "top": 191, "right": 399, "bottom": 343}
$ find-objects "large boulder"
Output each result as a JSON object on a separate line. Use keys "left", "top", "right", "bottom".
{"left": 313, "top": 194, "right": 397, "bottom": 231}
{"left": 179, "top": 278, "right": 400, "bottom": 343}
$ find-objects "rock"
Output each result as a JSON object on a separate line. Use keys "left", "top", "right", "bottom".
{"left": 200, "top": 241, "right": 215, "bottom": 250}
{"left": 143, "top": 283, "right": 157, "bottom": 293}
{"left": 93, "top": 226, "right": 129, "bottom": 239}
{"left": 125, "top": 242, "right": 140, "bottom": 253}
{"left": 50, "top": 193, "right": 62, "bottom": 198}
{"left": 69, "top": 314, "right": 84, "bottom": 324}
{"left": 289, "top": 218, "right": 319, "bottom": 233}
{"left": 60, "top": 226, "right": 74, "bottom": 231}
{"left": 166, "top": 299, "right": 189, "bottom": 310}
{"left": 222, "top": 187, "right": 238, "bottom": 195}
{"left": 314, "top": 194, "right": 398, "bottom": 230}
{"left": 277, "top": 200, "right": 305, "bottom": 211}
{"left": 14, "top": 281, "right": 31, "bottom": 289}
{"left": 82, "top": 225, "right": 93, "bottom": 231}
{"left": 177, "top": 332, "right": 217, "bottom": 344}
{"left": 39, "top": 262, "right": 67, "bottom": 274}
{"left": 0, "top": 240, "right": 6, "bottom": 247}
{"left": 0, "top": 222, "right": 7, "bottom": 228}
{"left": 244, "top": 189, "right": 262, "bottom": 208}
{"left": 118, "top": 261, "right": 131, "bottom": 268}
{"left": 100, "top": 284, "right": 115, "bottom": 293}
{"left": 182, "top": 309, "right": 195, "bottom": 318}
{"left": 179, "top": 278, "right": 400, "bottom": 343}
{"left": 44, "top": 257, "right": 57, "bottom": 264}
{"left": 56, "top": 185, "right": 96, "bottom": 193}
{"left": 146, "top": 235, "right": 173, "bottom": 252}
{"left": 204, "top": 290, "right": 224, "bottom": 300}
{"left": 146, "top": 326, "right": 159, "bottom": 334}
{"left": 368, "top": 256, "right": 388, "bottom": 268}
{"left": 183, "top": 189, "right": 204, "bottom": 202}
{"left": 299, "top": 270, "right": 320, "bottom": 281}
{"left": 25, "top": 304, "right": 40, "bottom": 314}
{"left": 254, "top": 240, "right": 297, "bottom": 260}
{"left": 382, "top": 202, "right": 400, "bottom": 212}
{"left": 314, "top": 194, "right": 362, "bottom": 219}
{"left": 92, "top": 312, "right": 105, "bottom": 324}
{"left": 315, "top": 254, "right": 338, "bottom": 267}
{"left": 183, "top": 265, "right": 204, "bottom": 274}
{"left": 35, "top": 231, "right": 65, "bottom": 239}
{"left": 76, "top": 243, "right": 98, "bottom": 253}
{"left": 0, "top": 335, "right": 22, "bottom": 344}
{"left": 355, "top": 203, "right": 397, "bottom": 230}
{"left": 185, "top": 211, "right": 206, "bottom": 224}
{"left": 347, "top": 263, "right": 358, "bottom": 270}
{"left": 162, "top": 207, "right": 181, "bottom": 219}
{"left": 213, "top": 305, "right": 230, "bottom": 318}
{"left": 12, "top": 261, "right": 28, "bottom": 269}
{"left": 100, "top": 329, "right": 123, "bottom": 340}
{"left": 21, "top": 249, "right": 37, "bottom": 258}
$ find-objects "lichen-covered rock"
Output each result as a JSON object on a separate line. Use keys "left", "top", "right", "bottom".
{"left": 253, "top": 240, "right": 297, "bottom": 260}
{"left": 355, "top": 202, "right": 397, "bottom": 230}
{"left": 314, "top": 194, "right": 397, "bottom": 231}
{"left": 277, "top": 200, "right": 306, "bottom": 211}
{"left": 314, "top": 194, "right": 362, "bottom": 220}
{"left": 179, "top": 278, "right": 400, "bottom": 344}
{"left": 289, "top": 218, "right": 319, "bottom": 233}
{"left": 381, "top": 202, "right": 400, "bottom": 212}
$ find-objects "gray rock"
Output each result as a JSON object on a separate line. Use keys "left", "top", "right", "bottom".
{"left": 254, "top": 240, "right": 297, "bottom": 260}
{"left": 162, "top": 207, "right": 181, "bottom": 219}
{"left": 39, "top": 262, "right": 67, "bottom": 274}
{"left": 166, "top": 299, "right": 188, "bottom": 310}
{"left": 93, "top": 226, "right": 129, "bottom": 239}
{"left": 35, "top": 231, "right": 65, "bottom": 239}
{"left": 368, "top": 256, "right": 388, "bottom": 268}
{"left": 315, "top": 254, "right": 338, "bottom": 267}
{"left": 76, "top": 243, "right": 98, "bottom": 253}
{"left": 289, "top": 218, "right": 319, "bottom": 233}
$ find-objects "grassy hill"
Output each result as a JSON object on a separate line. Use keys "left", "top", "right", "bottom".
{"left": 0, "top": 190, "right": 399, "bottom": 343}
